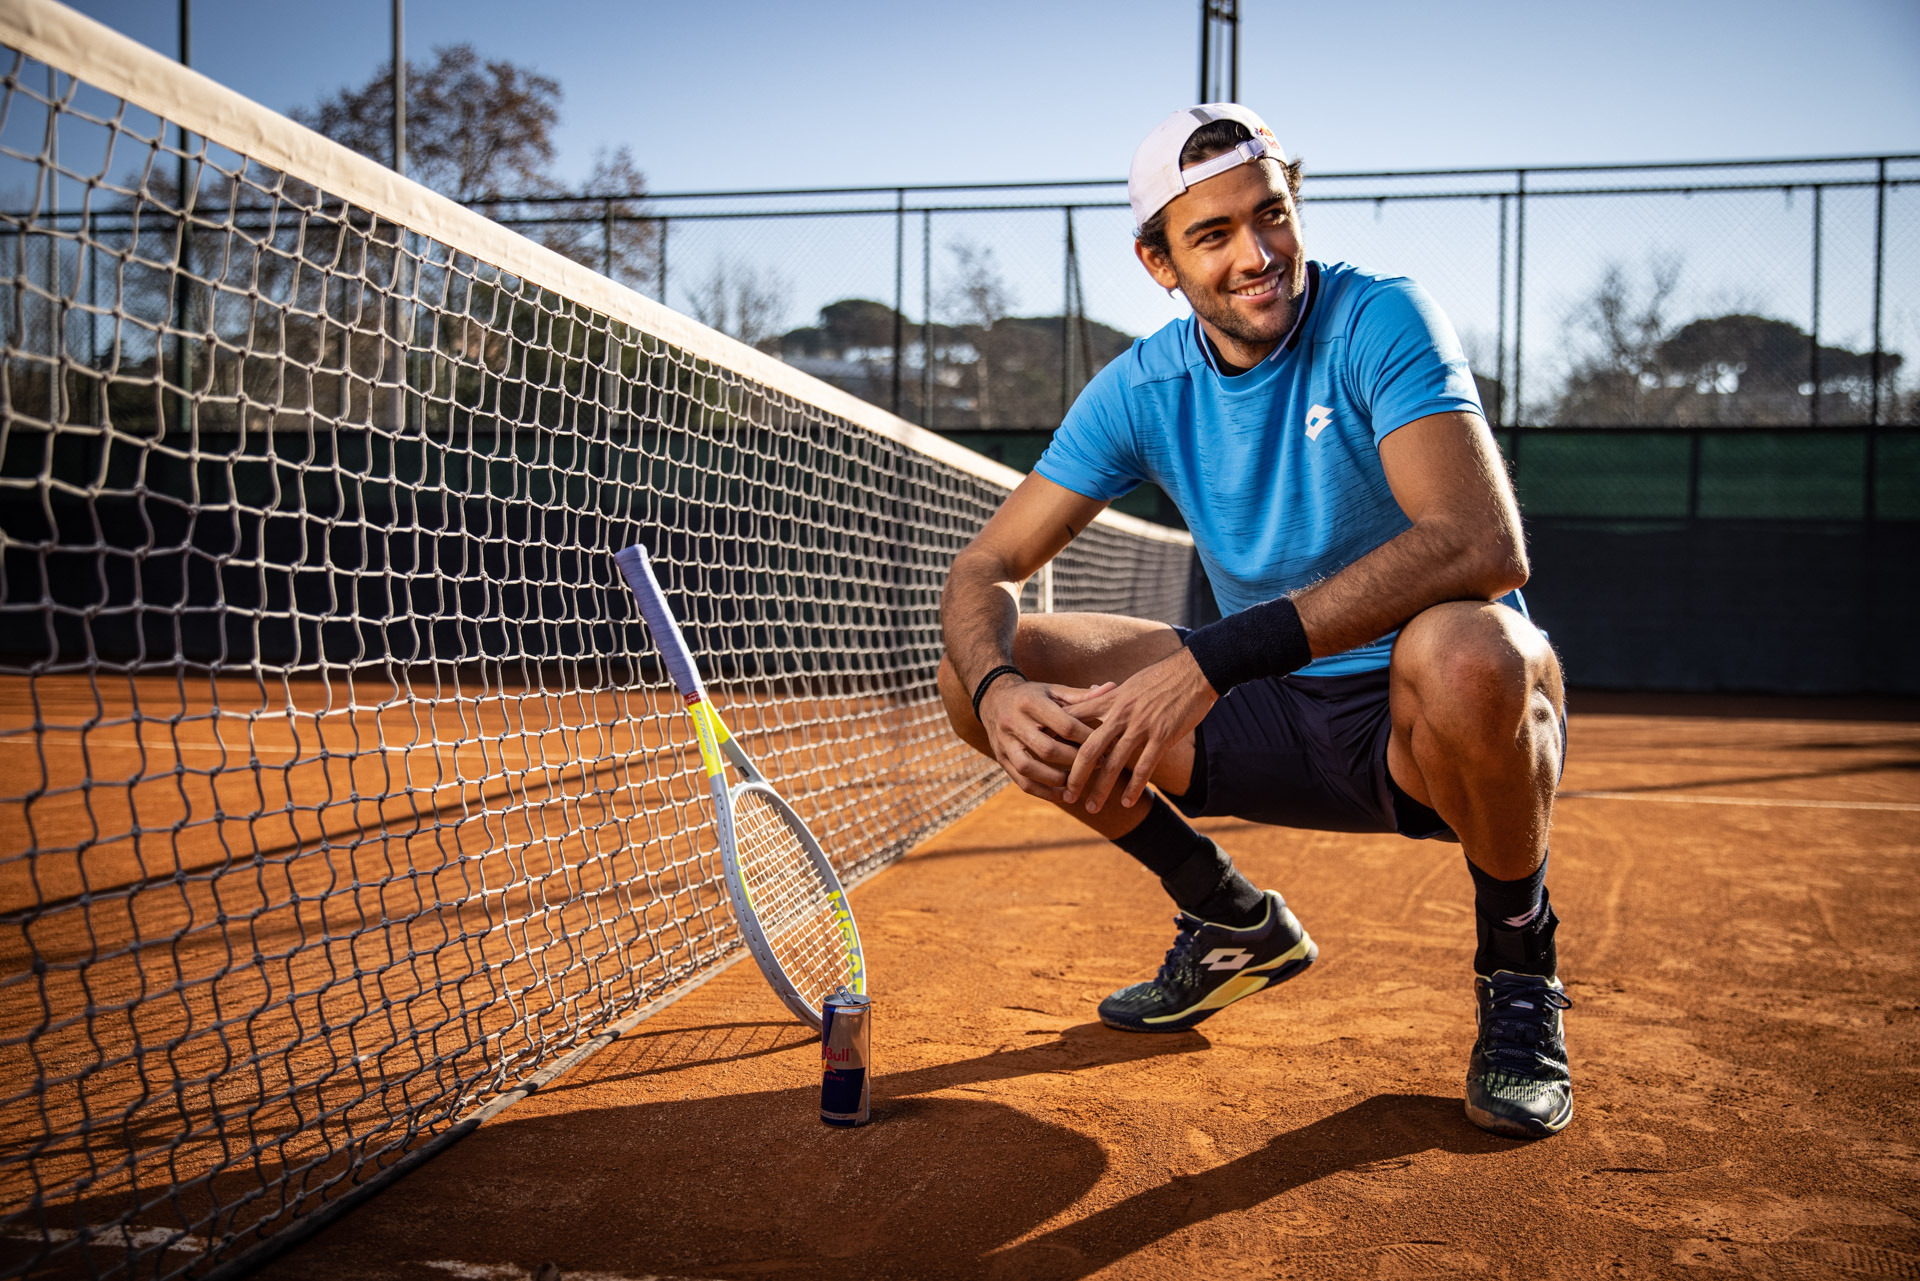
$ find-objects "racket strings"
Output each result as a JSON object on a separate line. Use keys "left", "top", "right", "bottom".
{"left": 732, "top": 790, "right": 858, "bottom": 1008}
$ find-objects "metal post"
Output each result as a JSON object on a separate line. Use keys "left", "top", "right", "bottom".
{"left": 1230, "top": 6, "right": 1239, "bottom": 101}
{"left": 1512, "top": 169, "right": 1526, "bottom": 426}
{"left": 1810, "top": 184, "right": 1822, "bottom": 428}
{"left": 603, "top": 199, "right": 614, "bottom": 279}
{"left": 391, "top": 0, "right": 406, "bottom": 175}
{"left": 88, "top": 208, "right": 98, "bottom": 380}
{"left": 172, "top": 0, "right": 192, "bottom": 436}
{"left": 1868, "top": 157, "right": 1886, "bottom": 519}
{"left": 1686, "top": 428, "right": 1702, "bottom": 520}
{"left": 922, "top": 209, "right": 932, "bottom": 429}
{"left": 46, "top": 65, "right": 61, "bottom": 424}
{"left": 1197, "top": 0, "right": 1210, "bottom": 101}
{"left": 892, "top": 188, "right": 904, "bottom": 416}
{"left": 1495, "top": 193, "right": 1508, "bottom": 428}
{"left": 1199, "top": 1, "right": 1238, "bottom": 102}
{"left": 1061, "top": 206, "right": 1073, "bottom": 419}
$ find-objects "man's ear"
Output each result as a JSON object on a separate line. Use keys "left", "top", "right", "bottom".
{"left": 1134, "top": 238, "right": 1180, "bottom": 293}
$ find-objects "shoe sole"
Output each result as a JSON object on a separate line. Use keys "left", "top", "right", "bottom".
{"left": 1100, "top": 933, "right": 1318, "bottom": 1033}
{"left": 1464, "top": 1093, "right": 1574, "bottom": 1140}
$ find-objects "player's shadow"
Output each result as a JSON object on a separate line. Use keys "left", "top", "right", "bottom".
{"left": 26, "top": 1033, "right": 1502, "bottom": 1281}
{"left": 978, "top": 1091, "right": 1512, "bottom": 1280}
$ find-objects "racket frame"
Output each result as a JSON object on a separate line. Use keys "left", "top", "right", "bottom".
{"left": 614, "top": 543, "right": 865, "bottom": 1029}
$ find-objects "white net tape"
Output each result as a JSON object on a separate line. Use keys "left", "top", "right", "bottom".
{"left": 0, "top": 3, "right": 1196, "bottom": 1276}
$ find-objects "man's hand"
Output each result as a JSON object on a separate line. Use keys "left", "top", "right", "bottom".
{"left": 977, "top": 678, "right": 1109, "bottom": 802}
{"left": 1060, "top": 648, "right": 1217, "bottom": 814}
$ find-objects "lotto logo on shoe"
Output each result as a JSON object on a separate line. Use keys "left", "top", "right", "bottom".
{"left": 1304, "top": 404, "right": 1333, "bottom": 439}
{"left": 1200, "top": 948, "right": 1255, "bottom": 971}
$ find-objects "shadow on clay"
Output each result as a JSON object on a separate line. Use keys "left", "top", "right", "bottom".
{"left": 980, "top": 1091, "right": 1516, "bottom": 1281}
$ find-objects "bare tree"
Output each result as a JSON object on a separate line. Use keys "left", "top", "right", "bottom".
{"left": 940, "top": 240, "right": 1013, "bottom": 427}
{"left": 685, "top": 258, "right": 792, "bottom": 346}
{"left": 537, "top": 146, "right": 659, "bottom": 286}
{"left": 295, "top": 44, "right": 561, "bottom": 202}
{"left": 1552, "top": 254, "right": 1684, "bottom": 424}
{"left": 295, "top": 51, "right": 660, "bottom": 285}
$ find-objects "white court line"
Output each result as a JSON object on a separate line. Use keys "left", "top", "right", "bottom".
{"left": 1559, "top": 789, "right": 1920, "bottom": 813}
{"left": 5, "top": 1226, "right": 201, "bottom": 1254}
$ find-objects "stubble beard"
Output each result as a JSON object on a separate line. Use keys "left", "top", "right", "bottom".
{"left": 1177, "top": 252, "right": 1309, "bottom": 352}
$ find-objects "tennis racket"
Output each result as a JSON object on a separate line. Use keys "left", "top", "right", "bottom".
{"left": 614, "top": 543, "right": 865, "bottom": 1030}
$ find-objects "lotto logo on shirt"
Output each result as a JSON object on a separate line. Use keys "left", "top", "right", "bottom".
{"left": 1304, "top": 404, "right": 1333, "bottom": 439}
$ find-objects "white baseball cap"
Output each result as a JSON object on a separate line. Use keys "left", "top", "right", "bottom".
{"left": 1128, "top": 103, "right": 1288, "bottom": 231}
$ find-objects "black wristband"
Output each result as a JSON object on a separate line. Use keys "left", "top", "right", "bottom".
{"left": 970, "top": 664, "right": 1026, "bottom": 723}
{"left": 1183, "top": 595, "right": 1311, "bottom": 694}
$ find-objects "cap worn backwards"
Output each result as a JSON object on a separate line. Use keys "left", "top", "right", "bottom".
{"left": 1128, "top": 103, "right": 1288, "bottom": 232}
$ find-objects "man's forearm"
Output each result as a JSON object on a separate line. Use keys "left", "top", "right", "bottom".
{"left": 940, "top": 552, "right": 1026, "bottom": 698}
{"left": 1295, "top": 515, "right": 1526, "bottom": 658}
{"left": 1186, "top": 515, "right": 1525, "bottom": 696}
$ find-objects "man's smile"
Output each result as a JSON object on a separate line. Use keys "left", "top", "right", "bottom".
{"left": 1228, "top": 269, "right": 1285, "bottom": 302}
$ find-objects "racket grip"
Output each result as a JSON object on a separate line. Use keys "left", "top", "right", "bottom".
{"left": 614, "top": 544, "right": 706, "bottom": 700}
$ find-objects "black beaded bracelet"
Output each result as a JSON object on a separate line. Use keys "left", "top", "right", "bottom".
{"left": 970, "top": 664, "right": 1026, "bottom": 723}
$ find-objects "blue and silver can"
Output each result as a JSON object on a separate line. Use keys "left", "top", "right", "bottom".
{"left": 820, "top": 988, "right": 870, "bottom": 1127}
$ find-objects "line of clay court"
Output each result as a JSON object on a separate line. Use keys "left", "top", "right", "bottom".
{"left": 207, "top": 695, "right": 1920, "bottom": 1281}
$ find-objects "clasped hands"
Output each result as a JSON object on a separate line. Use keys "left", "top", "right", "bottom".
{"left": 975, "top": 648, "right": 1217, "bottom": 814}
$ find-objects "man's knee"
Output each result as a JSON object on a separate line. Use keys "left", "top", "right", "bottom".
{"left": 1393, "top": 602, "right": 1561, "bottom": 730}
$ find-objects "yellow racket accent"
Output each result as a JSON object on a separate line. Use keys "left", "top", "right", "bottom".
{"left": 685, "top": 698, "right": 732, "bottom": 779}
{"left": 828, "top": 891, "right": 866, "bottom": 993}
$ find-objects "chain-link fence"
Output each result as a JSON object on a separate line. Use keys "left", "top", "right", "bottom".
{"left": 454, "top": 157, "right": 1920, "bottom": 694}
{"left": 465, "top": 155, "right": 1918, "bottom": 434}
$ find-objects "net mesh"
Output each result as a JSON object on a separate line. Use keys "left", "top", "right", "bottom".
{"left": 0, "top": 16, "right": 1195, "bottom": 1280}
{"left": 730, "top": 786, "right": 857, "bottom": 1016}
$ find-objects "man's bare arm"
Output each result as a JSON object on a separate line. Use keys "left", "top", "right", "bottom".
{"left": 942, "top": 473, "right": 1112, "bottom": 799}
{"left": 1292, "top": 409, "right": 1527, "bottom": 654}
{"left": 1064, "top": 410, "right": 1526, "bottom": 812}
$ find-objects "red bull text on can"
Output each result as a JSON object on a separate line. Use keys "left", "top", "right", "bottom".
{"left": 820, "top": 988, "right": 870, "bottom": 1127}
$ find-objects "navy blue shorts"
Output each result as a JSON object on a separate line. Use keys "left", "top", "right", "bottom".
{"left": 1167, "top": 660, "right": 1456, "bottom": 840}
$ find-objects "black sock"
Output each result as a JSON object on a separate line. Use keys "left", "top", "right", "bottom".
{"left": 1467, "top": 854, "right": 1547, "bottom": 929}
{"left": 1113, "top": 794, "right": 1267, "bottom": 928}
{"left": 1468, "top": 854, "right": 1557, "bottom": 977}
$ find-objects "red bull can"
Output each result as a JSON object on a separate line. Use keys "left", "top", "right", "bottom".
{"left": 820, "top": 989, "right": 870, "bottom": 1127}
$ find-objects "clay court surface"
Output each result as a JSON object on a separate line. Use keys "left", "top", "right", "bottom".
{"left": 221, "top": 697, "right": 1919, "bottom": 1281}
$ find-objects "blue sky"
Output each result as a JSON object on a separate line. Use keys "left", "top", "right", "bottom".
{"left": 63, "top": 0, "right": 1920, "bottom": 191}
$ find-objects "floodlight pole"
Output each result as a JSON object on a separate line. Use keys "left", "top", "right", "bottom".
{"left": 392, "top": 0, "right": 406, "bottom": 174}
{"left": 1199, "top": 0, "right": 1239, "bottom": 102}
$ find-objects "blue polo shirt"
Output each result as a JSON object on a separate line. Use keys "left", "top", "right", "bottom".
{"left": 1036, "top": 260, "right": 1523, "bottom": 676}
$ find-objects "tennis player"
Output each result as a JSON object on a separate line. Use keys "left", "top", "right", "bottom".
{"left": 937, "top": 104, "right": 1572, "bottom": 1139}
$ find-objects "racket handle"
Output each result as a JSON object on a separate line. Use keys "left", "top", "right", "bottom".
{"left": 614, "top": 544, "right": 706, "bottom": 700}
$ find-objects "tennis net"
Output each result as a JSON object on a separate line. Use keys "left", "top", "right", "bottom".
{"left": 0, "top": 3, "right": 1197, "bottom": 1276}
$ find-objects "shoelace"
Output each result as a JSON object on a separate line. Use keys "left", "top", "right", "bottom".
{"left": 1153, "top": 917, "right": 1205, "bottom": 987}
{"left": 1481, "top": 975, "right": 1573, "bottom": 1067}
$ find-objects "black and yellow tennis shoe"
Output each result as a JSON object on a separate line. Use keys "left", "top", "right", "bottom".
{"left": 1464, "top": 970, "right": 1574, "bottom": 1139}
{"left": 1098, "top": 891, "right": 1317, "bottom": 1032}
